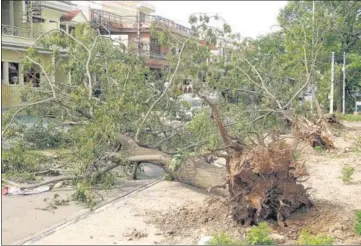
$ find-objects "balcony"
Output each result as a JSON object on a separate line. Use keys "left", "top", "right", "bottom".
{"left": 90, "top": 9, "right": 192, "bottom": 37}
{"left": 2, "top": 25, "right": 42, "bottom": 39}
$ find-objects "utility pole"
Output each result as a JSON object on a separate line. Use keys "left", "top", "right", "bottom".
{"left": 310, "top": 0, "right": 315, "bottom": 114}
{"left": 330, "top": 52, "right": 335, "bottom": 114}
{"left": 136, "top": 10, "right": 141, "bottom": 58}
{"left": 342, "top": 51, "right": 346, "bottom": 114}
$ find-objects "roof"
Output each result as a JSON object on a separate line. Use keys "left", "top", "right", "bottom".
{"left": 199, "top": 40, "right": 218, "bottom": 50}
{"left": 60, "top": 9, "right": 81, "bottom": 21}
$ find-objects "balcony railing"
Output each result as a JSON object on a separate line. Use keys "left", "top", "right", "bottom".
{"left": 2, "top": 25, "right": 42, "bottom": 39}
{"left": 90, "top": 9, "right": 192, "bottom": 35}
{"left": 140, "top": 50, "right": 167, "bottom": 60}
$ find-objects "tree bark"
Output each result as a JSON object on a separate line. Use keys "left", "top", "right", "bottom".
{"left": 110, "top": 146, "right": 229, "bottom": 197}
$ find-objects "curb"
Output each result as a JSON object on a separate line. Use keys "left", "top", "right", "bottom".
{"left": 12, "top": 178, "right": 163, "bottom": 245}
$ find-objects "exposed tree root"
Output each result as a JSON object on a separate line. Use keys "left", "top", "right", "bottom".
{"left": 292, "top": 116, "right": 335, "bottom": 150}
{"left": 226, "top": 145, "right": 312, "bottom": 226}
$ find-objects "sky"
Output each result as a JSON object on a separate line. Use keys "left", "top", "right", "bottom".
{"left": 151, "top": 1, "right": 288, "bottom": 39}
{"left": 72, "top": 1, "right": 288, "bottom": 39}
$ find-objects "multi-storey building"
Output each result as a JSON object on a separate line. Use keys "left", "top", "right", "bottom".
{"left": 1, "top": 1, "right": 86, "bottom": 107}
{"left": 90, "top": 1, "right": 192, "bottom": 71}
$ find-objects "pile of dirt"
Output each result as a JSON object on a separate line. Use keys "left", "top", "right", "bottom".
{"left": 147, "top": 197, "right": 361, "bottom": 245}
{"left": 275, "top": 201, "right": 361, "bottom": 245}
{"left": 146, "top": 196, "right": 246, "bottom": 244}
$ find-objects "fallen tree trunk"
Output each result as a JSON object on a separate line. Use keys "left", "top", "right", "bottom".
{"left": 4, "top": 143, "right": 229, "bottom": 197}
{"left": 109, "top": 144, "right": 229, "bottom": 197}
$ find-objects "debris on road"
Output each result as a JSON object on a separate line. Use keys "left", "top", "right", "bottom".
{"left": 2, "top": 186, "right": 51, "bottom": 196}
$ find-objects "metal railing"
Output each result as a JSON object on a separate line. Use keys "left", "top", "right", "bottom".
{"left": 140, "top": 50, "right": 167, "bottom": 60}
{"left": 150, "top": 15, "right": 192, "bottom": 35}
{"left": 1, "top": 24, "right": 42, "bottom": 39}
{"left": 90, "top": 9, "right": 192, "bottom": 35}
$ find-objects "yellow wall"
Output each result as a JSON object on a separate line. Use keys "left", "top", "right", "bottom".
{"left": 1, "top": 2, "right": 80, "bottom": 107}
{"left": 8, "top": 2, "right": 67, "bottom": 31}
{"left": 1, "top": 49, "right": 67, "bottom": 107}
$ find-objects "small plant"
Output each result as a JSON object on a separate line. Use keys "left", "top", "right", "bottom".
{"left": 298, "top": 229, "right": 334, "bottom": 245}
{"left": 245, "top": 222, "right": 274, "bottom": 245}
{"left": 314, "top": 146, "right": 324, "bottom": 153}
{"left": 355, "top": 210, "right": 361, "bottom": 235}
{"left": 163, "top": 173, "right": 174, "bottom": 181}
{"left": 341, "top": 166, "right": 355, "bottom": 184}
{"left": 207, "top": 232, "right": 243, "bottom": 245}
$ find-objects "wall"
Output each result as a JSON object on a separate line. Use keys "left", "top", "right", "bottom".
{"left": 72, "top": 12, "right": 87, "bottom": 23}
{"left": 1, "top": 49, "right": 67, "bottom": 107}
{"left": 102, "top": 1, "right": 155, "bottom": 16}
{"left": 1, "top": 1, "right": 10, "bottom": 25}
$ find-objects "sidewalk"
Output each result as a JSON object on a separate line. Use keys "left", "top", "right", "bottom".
{"left": 18, "top": 181, "right": 210, "bottom": 245}
{"left": 3, "top": 164, "right": 164, "bottom": 245}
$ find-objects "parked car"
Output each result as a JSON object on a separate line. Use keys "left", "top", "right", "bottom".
{"left": 176, "top": 93, "right": 205, "bottom": 120}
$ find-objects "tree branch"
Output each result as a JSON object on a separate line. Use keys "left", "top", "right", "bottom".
{"left": 134, "top": 40, "right": 188, "bottom": 143}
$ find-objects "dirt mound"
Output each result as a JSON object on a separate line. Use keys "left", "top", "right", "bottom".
{"left": 147, "top": 197, "right": 361, "bottom": 245}
{"left": 146, "top": 196, "right": 246, "bottom": 244}
{"left": 274, "top": 201, "right": 361, "bottom": 245}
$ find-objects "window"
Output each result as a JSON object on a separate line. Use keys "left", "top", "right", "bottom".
{"left": 139, "top": 12, "right": 146, "bottom": 23}
{"left": 8, "top": 62, "right": 19, "bottom": 84}
{"left": 24, "top": 67, "right": 40, "bottom": 87}
{"left": 60, "top": 24, "right": 66, "bottom": 32}
{"left": 69, "top": 26, "right": 75, "bottom": 34}
{"left": 32, "top": 17, "right": 45, "bottom": 23}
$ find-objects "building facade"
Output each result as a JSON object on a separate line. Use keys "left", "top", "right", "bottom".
{"left": 1, "top": 1, "right": 86, "bottom": 108}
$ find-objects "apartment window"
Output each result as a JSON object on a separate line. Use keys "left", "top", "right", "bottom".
{"left": 24, "top": 67, "right": 40, "bottom": 87}
{"left": 9, "top": 62, "right": 20, "bottom": 84}
{"left": 32, "top": 17, "right": 45, "bottom": 23}
{"left": 60, "top": 24, "right": 67, "bottom": 32}
{"left": 150, "top": 38, "right": 160, "bottom": 57}
{"left": 69, "top": 26, "right": 75, "bottom": 34}
{"left": 139, "top": 12, "right": 146, "bottom": 23}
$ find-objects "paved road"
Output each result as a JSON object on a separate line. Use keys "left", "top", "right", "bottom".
{"left": 2, "top": 164, "right": 164, "bottom": 245}
{"left": 18, "top": 181, "right": 209, "bottom": 245}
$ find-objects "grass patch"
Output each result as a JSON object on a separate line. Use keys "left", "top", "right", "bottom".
{"left": 314, "top": 146, "right": 325, "bottom": 153}
{"left": 246, "top": 222, "right": 274, "bottom": 245}
{"left": 340, "top": 165, "right": 355, "bottom": 184}
{"left": 337, "top": 113, "right": 361, "bottom": 122}
{"left": 298, "top": 229, "right": 334, "bottom": 245}
{"left": 208, "top": 222, "right": 274, "bottom": 245}
{"left": 207, "top": 232, "right": 243, "bottom": 245}
{"left": 355, "top": 210, "right": 361, "bottom": 235}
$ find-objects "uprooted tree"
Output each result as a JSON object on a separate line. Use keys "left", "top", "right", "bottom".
{"left": 2, "top": 2, "right": 349, "bottom": 225}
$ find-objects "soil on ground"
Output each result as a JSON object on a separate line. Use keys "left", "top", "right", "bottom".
{"left": 145, "top": 121, "right": 361, "bottom": 245}
{"left": 3, "top": 122, "right": 361, "bottom": 245}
